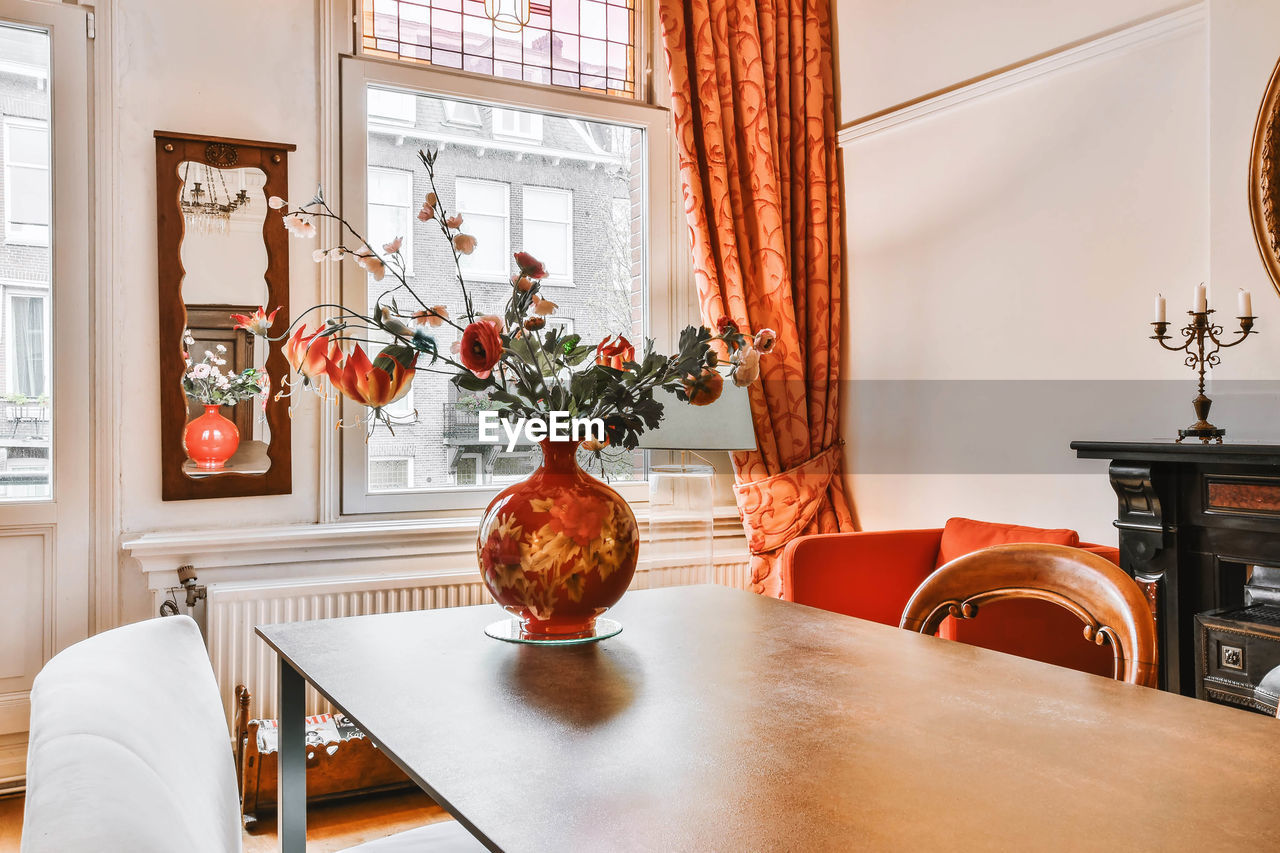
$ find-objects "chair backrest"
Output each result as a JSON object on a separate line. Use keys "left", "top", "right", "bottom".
{"left": 899, "top": 543, "right": 1158, "bottom": 687}
{"left": 22, "top": 616, "right": 242, "bottom": 853}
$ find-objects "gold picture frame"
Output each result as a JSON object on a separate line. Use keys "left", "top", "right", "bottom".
{"left": 1249, "top": 57, "right": 1280, "bottom": 297}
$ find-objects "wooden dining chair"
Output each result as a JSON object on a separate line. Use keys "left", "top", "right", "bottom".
{"left": 899, "top": 543, "right": 1158, "bottom": 687}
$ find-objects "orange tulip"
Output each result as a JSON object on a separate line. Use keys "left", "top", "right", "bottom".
{"left": 285, "top": 325, "right": 343, "bottom": 386}
{"left": 335, "top": 343, "right": 416, "bottom": 409}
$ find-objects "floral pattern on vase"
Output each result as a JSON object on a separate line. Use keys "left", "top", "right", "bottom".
{"left": 184, "top": 404, "right": 240, "bottom": 470}
{"left": 477, "top": 439, "right": 639, "bottom": 636}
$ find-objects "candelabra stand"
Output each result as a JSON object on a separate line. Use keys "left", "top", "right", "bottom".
{"left": 1151, "top": 309, "right": 1256, "bottom": 443}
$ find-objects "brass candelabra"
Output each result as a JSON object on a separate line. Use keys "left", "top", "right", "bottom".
{"left": 1151, "top": 309, "right": 1256, "bottom": 444}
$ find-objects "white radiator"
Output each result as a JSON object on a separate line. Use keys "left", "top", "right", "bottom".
{"left": 206, "top": 560, "right": 750, "bottom": 728}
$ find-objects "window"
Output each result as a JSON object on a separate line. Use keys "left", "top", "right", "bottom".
{"left": 368, "top": 88, "right": 417, "bottom": 125}
{"left": 360, "top": 0, "right": 637, "bottom": 97}
{"left": 367, "top": 167, "right": 414, "bottom": 273}
{"left": 4, "top": 118, "right": 50, "bottom": 245}
{"left": 494, "top": 108, "right": 543, "bottom": 142}
{"left": 523, "top": 186, "right": 572, "bottom": 284}
{"left": 455, "top": 452, "right": 481, "bottom": 486}
{"left": 442, "top": 100, "right": 482, "bottom": 128}
{"left": 6, "top": 292, "right": 47, "bottom": 397}
{"left": 454, "top": 177, "right": 510, "bottom": 281}
{"left": 341, "top": 43, "right": 671, "bottom": 513}
{"left": 369, "top": 457, "right": 413, "bottom": 491}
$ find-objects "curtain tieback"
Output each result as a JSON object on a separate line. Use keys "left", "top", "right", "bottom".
{"left": 733, "top": 443, "right": 844, "bottom": 556}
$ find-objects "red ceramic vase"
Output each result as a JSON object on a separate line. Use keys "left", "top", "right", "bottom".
{"left": 477, "top": 439, "right": 639, "bottom": 636}
{"left": 184, "top": 404, "right": 240, "bottom": 470}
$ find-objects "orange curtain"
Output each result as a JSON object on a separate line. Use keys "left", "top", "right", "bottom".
{"left": 658, "top": 0, "right": 857, "bottom": 596}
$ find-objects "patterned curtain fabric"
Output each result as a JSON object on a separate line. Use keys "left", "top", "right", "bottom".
{"left": 658, "top": 0, "right": 857, "bottom": 596}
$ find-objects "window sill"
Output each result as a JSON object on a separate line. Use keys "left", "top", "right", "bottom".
{"left": 122, "top": 505, "right": 748, "bottom": 591}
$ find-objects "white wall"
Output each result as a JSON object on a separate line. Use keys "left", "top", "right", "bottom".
{"left": 835, "top": 0, "right": 1188, "bottom": 120}
{"left": 111, "top": 0, "right": 323, "bottom": 622}
{"left": 837, "top": 1, "right": 1228, "bottom": 544}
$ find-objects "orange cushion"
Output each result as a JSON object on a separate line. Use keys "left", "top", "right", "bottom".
{"left": 935, "top": 517, "right": 1079, "bottom": 569}
{"left": 933, "top": 518, "right": 1113, "bottom": 678}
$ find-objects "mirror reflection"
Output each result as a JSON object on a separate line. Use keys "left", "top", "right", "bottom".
{"left": 177, "top": 163, "right": 272, "bottom": 477}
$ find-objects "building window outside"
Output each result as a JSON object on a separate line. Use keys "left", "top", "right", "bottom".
{"left": 359, "top": 0, "right": 637, "bottom": 98}
{"left": 442, "top": 100, "right": 482, "bottom": 128}
{"left": 454, "top": 177, "right": 510, "bottom": 281}
{"left": 4, "top": 118, "right": 50, "bottom": 246}
{"left": 369, "top": 456, "right": 413, "bottom": 492}
{"left": 523, "top": 186, "right": 572, "bottom": 284}
{"left": 6, "top": 292, "right": 47, "bottom": 397}
{"left": 367, "top": 166, "right": 415, "bottom": 274}
{"left": 493, "top": 108, "right": 543, "bottom": 142}
{"left": 368, "top": 88, "right": 417, "bottom": 125}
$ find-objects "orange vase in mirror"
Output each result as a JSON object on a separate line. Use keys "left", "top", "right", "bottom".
{"left": 184, "top": 405, "right": 240, "bottom": 470}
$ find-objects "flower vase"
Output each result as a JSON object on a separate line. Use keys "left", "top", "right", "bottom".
{"left": 477, "top": 439, "right": 639, "bottom": 640}
{"left": 184, "top": 405, "right": 240, "bottom": 470}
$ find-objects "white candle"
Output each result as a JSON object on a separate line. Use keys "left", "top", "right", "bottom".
{"left": 1239, "top": 288, "right": 1253, "bottom": 317}
{"left": 1155, "top": 294, "right": 1166, "bottom": 323}
{"left": 1195, "top": 283, "right": 1207, "bottom": 313}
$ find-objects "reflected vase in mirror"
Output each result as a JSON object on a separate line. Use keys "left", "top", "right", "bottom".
{"left": 155, "top": 132, "right": 294, "bottom": 500}
{"left": 184, "top": 406, "right": 239, "bottom": 470}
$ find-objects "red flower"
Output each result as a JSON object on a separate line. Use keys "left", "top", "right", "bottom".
{"left": 334, "top": 343, "right": 415, "bottom": 408}
{"left": 548, "top": 499, "right": 611, "bottom": 548}
{"left": 716, "top": 315, "right": 738, "bottom": 335}
{"left": 460, "top": 320, "right": 503, "bottom": 379}
{"left": 514, "top": 251, "right": 548, "bottom": 279}
{"left": 682, "top": 368, "right": 724, "bottom": 407}
{"left": 595, "top": 334, "right": 635, "bottom": 370}
{"left": 481, "top": 530, "right": 522, "bottom": 571}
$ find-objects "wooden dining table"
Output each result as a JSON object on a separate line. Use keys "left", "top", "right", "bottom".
{"left": 256, "top": 584, "right": 1280, "bottom": 852}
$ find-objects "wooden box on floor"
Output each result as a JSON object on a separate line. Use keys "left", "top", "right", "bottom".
{"left": 239, "top": 716, "right": 414, "bottom": 821}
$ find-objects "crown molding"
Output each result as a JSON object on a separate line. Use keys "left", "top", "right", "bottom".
{"left": 838, "top": 1, "right": 1206, "bottom": 146}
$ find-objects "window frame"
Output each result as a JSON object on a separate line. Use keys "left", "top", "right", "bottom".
{"left": 453, "top": 176, "right": 511, "bottom": 283}
{"left": 338, "top": 55, "right": 675, "bottom": 516}
{"left": 3, "top": 116, "right": 50, "bottom": 246}
{"left": 522, "top": 185, "right": 573, "bottom": 286}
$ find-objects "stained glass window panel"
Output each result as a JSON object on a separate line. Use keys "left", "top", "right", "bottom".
{"left": 360, "top": 0, "right": 636, "bottom": 97}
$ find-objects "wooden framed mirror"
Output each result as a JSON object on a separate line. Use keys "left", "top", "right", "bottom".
{"left": 155, "top": 131, "right": 294, "bottom": 500}
{"left": 1250, "top": 57, "right": 1280, "bottom": 297}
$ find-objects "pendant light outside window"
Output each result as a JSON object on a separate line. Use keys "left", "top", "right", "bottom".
{"left": 484, "top": 0, "right": 530, "bottom": 32}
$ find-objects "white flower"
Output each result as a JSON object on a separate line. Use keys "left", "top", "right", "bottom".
{"left": 213, "top": 357, "right": 226, "bottom": 366}
{"left": 192, "top": 363, "right": 211, "bottom": 379}
{"left": 284, "top": 213, "right": 316, "bottom": 238}
{"left": 268, "top": 196, "right": 287, "bottom": 209}
{"left": 215, "top": 344, "right": 227, "bottom": 354}
{"left": 312, "top": 248, "right": 327, "bottom": 263}
{"left": 204, "top": 350, "right": 214, "bottom": 358}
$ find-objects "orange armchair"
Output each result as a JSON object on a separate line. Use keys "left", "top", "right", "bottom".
{"left": 780, "top": 519, "right": 1124, "bottom": 678}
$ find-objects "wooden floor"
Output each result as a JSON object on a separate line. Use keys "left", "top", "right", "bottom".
{"left": 0, "top": 788, "right": 450, "bottom": 852}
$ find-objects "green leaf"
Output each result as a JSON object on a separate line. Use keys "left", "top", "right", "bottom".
{"left": 452, "top": 372, "right": 492, "bottom": 392}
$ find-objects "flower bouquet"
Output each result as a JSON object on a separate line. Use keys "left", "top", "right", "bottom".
{"left": 243, "top": 147, "right": 773, "bottom": 639}
{"left": 181, "top": 337, "right": 268, "bottom": 469}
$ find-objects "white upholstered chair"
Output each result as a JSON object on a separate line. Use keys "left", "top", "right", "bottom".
{"left": 21, "top": 615, "right": 482, "bottom": 852}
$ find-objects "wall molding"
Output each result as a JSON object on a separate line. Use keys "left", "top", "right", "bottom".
{"left": 838, "top": 1, "right": 1206, "bottom": 145}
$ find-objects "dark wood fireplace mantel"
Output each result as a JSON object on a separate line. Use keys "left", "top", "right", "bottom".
{"left": 1071, "top": 440, "right": 1280, "bottom": 695}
